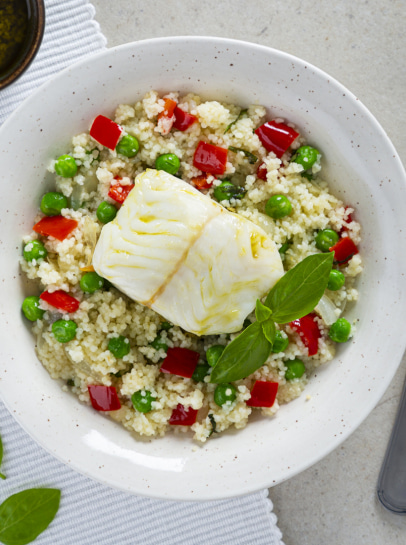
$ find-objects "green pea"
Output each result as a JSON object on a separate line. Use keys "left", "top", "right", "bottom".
{"left": 23, "top": 240, "right": 47, "bottom": 262}
{"left": 213, "top": 181, "right": 246, "bottom": 202}
{"left": 272, "top": 330, "right": 289, "bottom": 353}
{"left": 214, "top": 383, "right": 237, "bottom": 406}
{"left": 80, "top": 272, "right": 105, "bottom": 293}
{"left": 97, "top": 201, "right": 117, "bottom": 224}
{"left": 160, "top": 321, "right": 173, "bottom": 331}
{"left": 285, "top": 358, "right": 305, "bottom": 381}
{"left": 192, "top": 362, "right": 210, "bottom": 382}
{"left": 22, "top": 296, "right": 45, "bottom": 321}
{"left": 292, "top": 146, "right": 320, "bottom": 169}
{"left": 131, "top": 390, "right": 156, "bottom": 413}
{"left": 329, "top": 318, "right": 351, "bottom": 343}
{"left": 155, "top": 153, "right": 180, "bottom": 175}
{"left": 206, "top": 345, "right": 225, "bottom": 367}
{"left": 55, "top": 154, "right": 78, "bottom": 178}
{"left": 52, "top": 319, "right": 77, "bottom": 343}
{"left": 327, "top": 269, "right": 345, "bottom": 291}
{"left": 265, "top": 195, "right": 292, "bottom": 219}
{"left": 315, "top": 229, "right": 339, "bottom": 252}
{"left": 40, "top": 192, "right": 68, "bottom": 216}
{"left": 108, "top": 335, "right": 131, "bottom": 358}
{"left": 150, "top": 336, "right": 168, "bottom": 351}
{"left": 116, "top": 134, "right": 140, "bottom": 158}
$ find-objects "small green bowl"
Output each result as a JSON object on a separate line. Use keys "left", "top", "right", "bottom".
{"left": 0, "top": 0, "right": 45, "bottom": 90}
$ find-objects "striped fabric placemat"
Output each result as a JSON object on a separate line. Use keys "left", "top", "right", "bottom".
{"left": 0, "top": 2, "right": 284, "bottom": 543}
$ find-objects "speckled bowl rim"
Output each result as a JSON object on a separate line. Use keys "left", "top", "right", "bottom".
{"left": 0, "top": 0, "right": 45, "bottom": 90}
{"left": 1, "top": 36, "right": 406, "bottom": 501}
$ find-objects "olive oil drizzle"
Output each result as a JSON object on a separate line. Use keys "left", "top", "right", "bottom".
{"left": 0, "top": 0, "right": 29, "bottom": 76}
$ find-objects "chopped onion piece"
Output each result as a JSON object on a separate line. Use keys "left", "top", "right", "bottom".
{"left": 315, "top": 294, "right": 341, "bottom": 325}
{"left": 64, "top": 348, "right": 104, "bottom": 381}
{"left": 81, "top": 216, "right": 99, "bottom": 267}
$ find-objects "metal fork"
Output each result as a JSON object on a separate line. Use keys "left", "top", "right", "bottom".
{"left": 377, "top": 374, "right": 406, "bottom": 514}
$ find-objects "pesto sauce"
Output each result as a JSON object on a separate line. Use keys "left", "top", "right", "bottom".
{"left": 0, "top": 0, "right": 29, "bottom": 76}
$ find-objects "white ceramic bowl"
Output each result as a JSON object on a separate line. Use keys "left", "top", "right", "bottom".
{"left": 1, "top": 37, "right": 405, "bottom": 501}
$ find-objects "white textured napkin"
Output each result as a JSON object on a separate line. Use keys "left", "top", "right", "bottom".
{"left": 0, "top": 1, "right": 284, "bottom": 543}
{"left": 0, "top": 0, "right": 106, "bottom": 125}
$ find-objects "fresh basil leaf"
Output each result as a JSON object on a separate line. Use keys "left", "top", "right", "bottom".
{"left": 262, "top": 319, "right": 276, "bottom": 345}
{"left": 255, "top": 300, "right": 272, "bottom": 323}
{"left": 0, "top": 488, "right": 61, "bottom": 545}
{"left": 0, "top": 435, "right": 5, "bottom": 480}
{"left": 265, "top": 253, "right": 334, "bottom": 324}
{"left": 228, "top": 146, "right": 258, "bottom": 164}
{"left": 210, "top": 322, "right": 272, "bottom": 383}
{"left": 224, "top": 109, "right": 248, "bottom": 134}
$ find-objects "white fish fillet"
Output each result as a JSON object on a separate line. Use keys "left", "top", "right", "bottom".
{"left": 92, "top": 169, "right": 284, "bottom": 335}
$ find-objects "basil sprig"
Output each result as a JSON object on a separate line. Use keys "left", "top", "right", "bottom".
{"left": 255, "top": 299, "right": 272, "bottom": 322}
{"left": 210, "top": 253, "right": 333, "bottom": 383}
{"left": 0, "top": 488, "right": 61, "bottom": 545}
{"left": 261, "top": 319, "right": 276, "bottom": 345}
{"left": 264, "top": 252, "right": 334, "bottom": 323}
{"left": 0, "top": 435, "right": 5, "bottom": 480}
{"left": 211, "top": 322, "right": 272, "bottom": 383}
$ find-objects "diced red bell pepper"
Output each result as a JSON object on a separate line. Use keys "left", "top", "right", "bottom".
{"left": 157, "top": 98, "right": 177, "bottom": 135}
{"left": 108, "top": 178, "right": 135, "bottom": 204}
{"left": 159, "top": 98, "right": 177, "bottom": 119}
{"left": 256, "top": 162, "right": 268, "bottom": 180}
{"left": 290, "top": 313, "right": 320, "bottom": 356}
{"left": 173, "top": 106, "right": 198, "bottom": 131}
{"left": 193, "top": 141, "right": 228, "bottom": 176}
{"left": 255, "top": 120, "right": 299, "bottom": 158}
{"left": 191, "top": 173, "right": 214, "bottom": 190}
{"left": 246, "top": 380, "right": 279, "bottom": 408}
{"left": 33, "top": 216, "right": 78, "bottom": 241}
{"left": 330, "top": 236, "right": 359, "bottom": 265}
{"left": 88, "top": 385, "right": 121, "bottom": 411}
{"left": 169, "top": 404, "right": 198, "bottom": 426}
{"left": 40, "top": 290, "right": 80, "bottom": 313}
{"left": 160, "top": 347, "right": 200, "bottom": 378}
{"left": 90, "top": 115, "right": 123, "bottom": 150}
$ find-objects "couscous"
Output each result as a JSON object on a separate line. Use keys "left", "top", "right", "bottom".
{"left": 20, "top": 91, "right": 362, "bottom": 442}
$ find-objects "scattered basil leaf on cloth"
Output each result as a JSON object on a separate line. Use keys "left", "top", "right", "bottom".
{"left": 0, "top": 488, "right": 61, "bottom": 545}
{"left": 255, "top": 299, "right": 272, "bottom": 323}
{"left": 210, "top": 322, "right": 272, "bottom": 383}
{"left": 265, "top": 252, "right": 334, "bottom": 323}
{"left": 0, "top": 436, "right": 5, "bottom": 480}
{"left": 210, "top": 253, "right": 333, "bottom": 383}
{"left": 224, "top": 109, "right": 248, "bottom": 134}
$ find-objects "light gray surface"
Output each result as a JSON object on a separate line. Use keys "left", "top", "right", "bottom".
{"left": 91, "top": 0, "right": 406, "bottom": 543}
